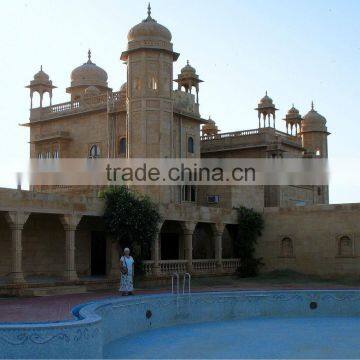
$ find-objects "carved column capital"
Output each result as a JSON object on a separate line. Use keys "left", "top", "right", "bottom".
{"left": 212, "top": 222, "right": 226, "bottom": 236}
{"left": 59, "top": 214, "right": 82, "bottom": 231}
{"left": 4, "top": 211, "right": 31, "bottom": 230}
{"left": 181, "top": 221, "right": 196, "bottom": 235}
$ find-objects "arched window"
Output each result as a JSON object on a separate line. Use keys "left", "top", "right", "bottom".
{"left": 188, "top": 136, "right": 194, "bottom": 154}
{"left": 338, "top": 236, "right": 353, "bottom": 257}
{"left": 119, "top": 137, "right": 126, "bottom": 156}
{"left": 281, "top": 237, "right": 293, "bottom": 257}
{"left": 89, "top": 144, "right": 100, "bottom": 158}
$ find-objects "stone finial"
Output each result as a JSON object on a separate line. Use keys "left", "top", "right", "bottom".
{"left": 311, "top": 101, "right": 315, "bottom": 110}
{"left": 88, "top": 49, "right": 92, "bottom": 62}
{"left": 147, "top": 3, "right": 151, "bottom": 18}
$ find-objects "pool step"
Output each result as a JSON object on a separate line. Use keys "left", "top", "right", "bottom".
{"left": 20, "top": 285, "right": 87, "bottom": 297}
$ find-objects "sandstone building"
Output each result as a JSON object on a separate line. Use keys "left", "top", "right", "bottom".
{"left": 0, "top": 5, "right": 357, "bottom": 295}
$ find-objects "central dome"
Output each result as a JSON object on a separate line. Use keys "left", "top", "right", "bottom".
{"left": 127, "top": 4, "right": 172, "bottom": 43}
{"left": 70, "top": 50, "right": 108, "bottom": 88}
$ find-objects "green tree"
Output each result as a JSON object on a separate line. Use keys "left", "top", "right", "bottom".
{"left": 234, "top": 206, "right": 264, "bottom": 277}
{"left": 100, "top": 186, "right": 162, "bottom": 268}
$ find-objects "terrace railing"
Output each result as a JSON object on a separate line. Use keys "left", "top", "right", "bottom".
{"left": 222, "top": 258, "right": 241, "bottom": 273}
{"left": 192, "top": 259, "right": 217, "bottom": 273}
{"left": 30, "top": 91, "right": 125, "bottom": 122}
{"left": 201, "top": 129, "right": 259, "bottom": 141}
{"left": 142, "top": 258, "right": 240, "bottom": 277}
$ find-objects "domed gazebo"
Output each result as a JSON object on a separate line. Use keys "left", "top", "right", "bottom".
{"left": 255, "top": 91, "right": 278, "bottom": 128}
{"left": 201, "top": 116, "right": 219, "bottom": 138}
{"left": 26, "top": 66, "right": 56, "bottom": 108}
{"left": 283, "top": 104, "right": 302, "bottom": 135}
{"left": 174, "top": 60, "right": 203, "bottom": 103}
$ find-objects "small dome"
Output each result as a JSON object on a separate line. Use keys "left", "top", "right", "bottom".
{"left": 71, "top": 50, "right": 108, "bottom": 88}
{"left": 181, "top": 60, "right": 196, "bottom": 74}
{"left": 202, "top": 116, "right": 219, "bottom": 136}
{"left": 260, "top": 91, "right": 274, "bottom": 106}
{"left": 84, "top": 85, "right": 101, "bottom": 96}
{"left": 301, "top": 102, "right": 327, "bottom": 133}
{"left": 34, "top": 66, "right": 50, "bottom": 82}
{"left": 288, "top": 104, "right": 299, "bottom": 114}
{"left": 303, "top": 103, "right": 326, "bottom": 125}
{"left": 31, "top": 66, "right": 52, "bottom": 85}
{"left": 127, "top": 4, "right": 172, "bottom": 43}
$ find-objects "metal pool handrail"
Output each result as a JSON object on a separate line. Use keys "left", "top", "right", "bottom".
{"left": 171, "top": 272, "right": 180, "bottom": 295}
{"left": 183, "top": 273, "right": 191, "bottom": 295}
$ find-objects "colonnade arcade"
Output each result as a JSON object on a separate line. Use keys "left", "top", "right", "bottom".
{"left": 146, "top": 220, "right": 240, "bottom": 277}
{"left": 0, "top": 211, "right": 240, "bottom": 285}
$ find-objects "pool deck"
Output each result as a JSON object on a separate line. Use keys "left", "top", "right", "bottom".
{"left": 1, "top": 276, "right": 360, "bottom": 323}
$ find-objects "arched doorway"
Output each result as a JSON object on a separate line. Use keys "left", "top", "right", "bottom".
{"left": 193, "top": 222, "right": 215, "bottom": 259}
{"left": 160, "top": 221, "right": 184, "bottom": 260}
{"left": 222, "top": 224, "right": 238, "bottom": 259}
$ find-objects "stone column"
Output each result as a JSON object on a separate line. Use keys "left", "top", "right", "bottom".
{"left": 152, "top": 222, "right": 163, "bottom": 277}
{"left": 182, "top": 221, "right": 196, "bottom": 273}
{"left": 59, "top": 214, "right": 82, "bottom": 281}
{"left": 213, "top": 223, "right": 225, "bottom": 272}
{"left": 5, "top": 211, "right": 30, "bottom": 284}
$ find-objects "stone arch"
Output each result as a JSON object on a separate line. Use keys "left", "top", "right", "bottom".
{"left": 280, "top": 237, "right": 294, "bottom": 258}
{"left": 338, "top": 235, "right": 353, "bottom": 257}
{"left": 119, "top": 137, "right": 126, "bottom": 156}
{"left": 188, "top": 136, "right": 194, "bottom": 153}
{"left": 193, "top": 222, "right": 215, "bottom": 259}
{"left": 31, "top": 91, "right": 41, "bottom": 108}
{"left": 78, "top": 216, "right": 107, "bottom": 276}
{"left": 160, "top": 221, "right": 184, "bottom": 260}
{"left": 0, "top": 213, "right": 12, "bottom": 278}
{"left": 89, "top": 144, "right": 100, "bottom": 158}
{"left": 22, "top": 213, "right": 65, "bottom": 278}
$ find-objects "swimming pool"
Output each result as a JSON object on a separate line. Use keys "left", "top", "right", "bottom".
{"left": 1, "top": 291, "right": 360, "bottom": 358}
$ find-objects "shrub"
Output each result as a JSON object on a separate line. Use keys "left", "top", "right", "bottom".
{"left": 234, "top": 206, "right": 264, "bottom": 277}
{"left": 100, "top": 186, "right": 162, "bottom": 271}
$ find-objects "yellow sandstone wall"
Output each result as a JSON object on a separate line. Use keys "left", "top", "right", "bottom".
{"left": 257, "top": 203, "right": 360, "bottom": 277}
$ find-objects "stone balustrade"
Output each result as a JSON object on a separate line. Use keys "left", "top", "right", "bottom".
{"left": 201, "top": 129, "right": 260, "bottom": 141}
{"left": 192, "top": 259, "right": 217, "bottom": 273}
{"left": 201, "top": 127, "right": 301, "bottom": 145}
{"left": 142, "top": 258, "right": 240, "bottom": 277}
{"left": 222, "top": 258, "right": 241, "bottom": 273}
{"left": 159, "top": 260, "right": 188, "bottom": 275}
{"left": 29, "top": 91, "right": 125, "bottom": 122}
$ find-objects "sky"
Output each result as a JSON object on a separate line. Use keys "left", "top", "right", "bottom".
{"left": 0, "top": 0, "right": 359, "bottom": 203}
